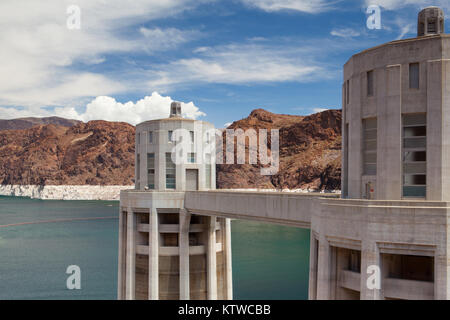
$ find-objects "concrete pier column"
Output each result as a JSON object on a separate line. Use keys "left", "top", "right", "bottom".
{"left": 117, "top": 210, "right": 125, "bottom": 300}
{"left": 308, "top": 234, "right": 319, "bottom": 300}
{"left": 316, "top": 238, "right": 332, "bottom": 300}
{"left": 125, "top": 207, "right": 136, "bottom": 300}
{"left": 434, "top": 248, "right": 449, "bottom": 299}
{"left": 179, "top": 210, "right": 191, "bottom": 300}
{"left": 148, "top": 207, "right": 159, "bottom": 300}
{"left": 348, "top": 74, "right": 362, "bottom": 198}
{"left": 427, "top": 59, "right": 445, "bottom": 201}
{"left": 224, "top": 218, "right": 233, "bottom": 300}
{"left": 207, "top": 216, "right": 218, "bottom": 300}
{"left": 360, "top": 241, "right": 381, "bottom": 300}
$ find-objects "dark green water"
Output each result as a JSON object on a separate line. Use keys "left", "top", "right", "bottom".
{"left": 0, "top": 196, "right": 310, "bottom": 300}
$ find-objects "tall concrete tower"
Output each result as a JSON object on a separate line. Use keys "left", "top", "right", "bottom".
{"left": 341, "top": 6, "right": 450, "bottom": 201}
{"left": 118, "top": 102, "right": 233, "bottom": 300}
{"left": 304, "top": 7, "right": 450, "bottom": 301}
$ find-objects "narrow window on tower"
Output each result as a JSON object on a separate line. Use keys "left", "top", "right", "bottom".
{"left": 166, "top": 153, "right": 176, "bottom": 189}
{"left": 343, "top": 82, "right": 347, "bottom": 107}
{"left": 409, "top": 63, "right": 420, "bottom": 89}
{"left": 168, "top": 130, "right": 173, "bottom": 142}
{"left": 419, "top": 22, "right": 425, "bottom": 36}
{"left": 403, "top": 114, "right": 427, "bottom": 198}
{"left": 343, "top": 123, "right": 349, "bottom": 198}
{"left": 346, "top": 79, "right": 350, "bottom": 104}
{"left": 428, "top": 19, "right": 436, "bottom": 33}
{"left": 363, "top": 118, "right": 377, "bottom": 175}
{"left": 190, "top": 131, "right": 195, "bottom": 144}
{"left": 367, "top": 70, "right": 374, "bottom": 97}
{"left": 188, "top": 152, "right": 196, "bottom": 164}
{"left": 205, "top": 154, "right": 212, "bottom": 189}
{"left": 148, "top": 131, "right": 153, "bottom": 144}
{"left": 136, "top": 154, "right": 141, "bottom": 189}
{"left": 147, "top": 153, "right": 155, "bottom": 189}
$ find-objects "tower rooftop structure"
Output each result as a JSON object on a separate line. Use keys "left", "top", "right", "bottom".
{"left": 418, "top": 6, "right": 445, "bottom": 36}
{"left": 170, "top": 101, "right": 182, "bottom": 118}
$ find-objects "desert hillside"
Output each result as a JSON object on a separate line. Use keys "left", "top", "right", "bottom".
{"left": 0, "top": 109, "right": 341, "bottom": 190}
{"left": 0, "top": 121, "right": 135, "bottom": 185}
{"left": 217, "top": 109, "right": 341, "bottom": 190}
{"left": 0, "top": 117, "right": 81, "bottom": 131}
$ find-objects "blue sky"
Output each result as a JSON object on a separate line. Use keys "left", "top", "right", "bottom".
{"left": 1, "top": 0, "right": 449, "bottom": 128}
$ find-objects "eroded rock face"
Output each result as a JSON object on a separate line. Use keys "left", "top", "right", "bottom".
{"left": 0, "top": 109, "right": 342, "bottom": 190}
{"left": 0, "top": 121, "right": 135, "bottom": 186}
{"left": 216, "top": 109, "right": 342, "bottom": 191}
{"left": 0, "top": 117, "right": 81, "bottom": 131}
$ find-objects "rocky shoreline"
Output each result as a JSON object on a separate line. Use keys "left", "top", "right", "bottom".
{"left": 0, "top": 185, "right": 134, "bottom": 201}
{"left": 0, "top": 185, "right": 340, "bottom": 201}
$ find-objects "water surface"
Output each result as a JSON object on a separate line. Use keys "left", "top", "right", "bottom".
{"left": 0, "top": 196, "right": 309, "bottom": 300}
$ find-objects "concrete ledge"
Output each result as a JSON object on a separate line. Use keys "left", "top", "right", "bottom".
{"left": 136, "top": 245, "right": 149, "bottom": 255}
{"left": 338, "top": 270, "right": 361, "bottom": 292}
{"left": 384, "top": 278, "right": 434, "bottom": 300}
{"left": 120, "top": 191, "right": 185, "bottom": 209}
{"left": 137, "top": 224, "right": 149, "bottom": 233}
{"left": 137, "top": 223, "right": 216, "bottom": 234}
{"left": 378, "top": 242, "right": 436, "bottom": 257}
{"left": 321, "top": 198, "right": 450, "bottom": 209}
{"left": 136, "top": 244, "right": 223, "bottom": 256}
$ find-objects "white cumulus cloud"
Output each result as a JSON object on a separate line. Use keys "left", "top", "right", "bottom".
{"left": 79, "top": 92, "right": 205, "bottom": 125}
{"left": 0, "top": 92, "right": 206, "bottom": 126}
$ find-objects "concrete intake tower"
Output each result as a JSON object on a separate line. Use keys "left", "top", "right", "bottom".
{"left": 118, "top": 102, "right": 232, "bottom": 300}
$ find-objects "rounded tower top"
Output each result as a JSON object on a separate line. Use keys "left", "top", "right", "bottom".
{"left": 418, "top": 6, "right": 445, "bottom": 36}
{"left": 170, "top": 101, "right": 182, "bottom": 118}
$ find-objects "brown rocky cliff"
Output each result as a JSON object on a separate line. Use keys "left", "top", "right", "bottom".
{"left": 0, "top": 121, "right": 135, "bottom": 185}
{"left": 0, "top": 117, "right": 81, "bottom": 131}
{"left": 217, "top": 109, "right": 342, "bottom": 190}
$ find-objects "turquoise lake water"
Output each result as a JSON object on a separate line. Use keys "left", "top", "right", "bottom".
{"left": 0, "top": 196, "right": 310, "bottom": 300}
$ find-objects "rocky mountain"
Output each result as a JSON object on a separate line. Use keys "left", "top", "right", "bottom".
{"left": 0, "top": 109, "right": 342, "bottom": 190}
{"left": 217, "top": 109, "right": 341, "bottom": 190}
{"left": 0, "top": 117, "right": 81, "bottom": 131}
{"left": 0, "top": 121, "right": 135, "bottom": 185}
